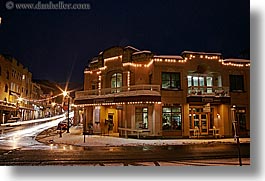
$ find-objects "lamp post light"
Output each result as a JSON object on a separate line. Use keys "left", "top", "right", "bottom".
{"left": 231, "top": 105, "right": 242, "bottom": 166}
{"left": 63, "top": 91, "right": 70, "bottom": 133}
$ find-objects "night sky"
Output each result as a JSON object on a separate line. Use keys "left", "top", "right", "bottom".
{"left": 0, "top": 0, "right": 250, "bottom": 84}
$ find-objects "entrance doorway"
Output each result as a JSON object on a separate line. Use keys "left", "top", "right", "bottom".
{"left": 193, "top": 113, "right": 208, "bottom": 135}
{"left": 189, "top": 107, "right": 213, "bottom": 136}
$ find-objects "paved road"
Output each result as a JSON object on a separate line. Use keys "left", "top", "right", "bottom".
{"left": 0, "top": 114, "right": 67, "bottom": 150}
{"left": 0, "top": 113, "right": 250, "bottom": 166}
{"left": 0, "top": 143, "right": 250, "bottom": 166}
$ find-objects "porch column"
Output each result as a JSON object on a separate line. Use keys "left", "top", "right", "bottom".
{"left": 124, "top": 103, "right": 128, "bottom": 138}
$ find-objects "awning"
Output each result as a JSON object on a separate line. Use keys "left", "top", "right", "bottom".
{"left": 75, "top": 95, "right": 161, "bottom": 105}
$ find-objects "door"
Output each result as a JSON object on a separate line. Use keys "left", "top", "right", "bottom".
{"left": 200, "top": 114, "right": 208, "bottom": 135}
{"left": 189, "top": 108, "right": 209, "bottom": 136}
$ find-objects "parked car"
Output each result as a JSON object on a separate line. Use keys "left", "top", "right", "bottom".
{"left": 57, "top": 118, "right": 73, "bottom": 130}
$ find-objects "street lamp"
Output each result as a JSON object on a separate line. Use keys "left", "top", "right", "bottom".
{"left": 63, "top": 91, "right": 70, "bottom": 133}
{"left": 231, "top": 105, "right": 242, "bottom": 166}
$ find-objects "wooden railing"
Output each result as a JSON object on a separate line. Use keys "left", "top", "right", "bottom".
{"left": 187, "top": 86, "right": 230, "bottom": 97}
{"left": 75, "top": 85, "right": 161, "bottom": 99}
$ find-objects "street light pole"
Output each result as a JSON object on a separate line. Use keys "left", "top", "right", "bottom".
{"left": 67, "top": 96, "right": 70, "bottom": 133}
{"left": 63, "top": 91, "right": 70, "bottom": 133}
{"left": 231, "top": 105, "right": 242, "bottom": 166}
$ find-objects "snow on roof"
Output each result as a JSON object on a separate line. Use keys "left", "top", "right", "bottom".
{"left": 132, "top": 50, "right": 152, "bottom": 55}
{"left": 223, "top": 59, "right": 250, "bottom": 63}
{"left": 124, "top": 46, "right": 140, "bottom": 52}
{"left": 182, "top": 51, "right": 222, "bottom": 56}
{"left": 154, "top": 55, "right": 183, "bottom": 60}
{"left": 90, "top": 58, "right": 98, "bottom": 64}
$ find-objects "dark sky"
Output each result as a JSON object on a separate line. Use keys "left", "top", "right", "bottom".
{"left": 0, "top": 0, "right": 250, "bottom": 83}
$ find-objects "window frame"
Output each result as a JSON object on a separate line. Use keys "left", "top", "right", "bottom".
{"left": 4, "top": 84, "right": 8, "bottom": 93}
{"left": 229, "top": 75, "right": 245, "bottom": 92}
{"left": 135, "top": 107, "right": 148, "bottom": 129}
{"left": 111, "top": 73, "right": 122, "bottom": 93}
{"left": 162, "top": 106, "right": 182, "bottom": 131}
{"left": 161, "top": 72, "right": 181, "bottom": 90}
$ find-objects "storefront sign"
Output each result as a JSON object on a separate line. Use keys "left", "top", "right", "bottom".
{"left": 203, "top": 103, "right": 211, "bottom": 112}
{"left": 116, "top": 105, "right": 123, "bottom": 110}
{"left": 202, "top": 98, "right": 214, "bottom": 102}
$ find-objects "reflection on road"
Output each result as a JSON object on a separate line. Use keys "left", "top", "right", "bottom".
{"left": 0, "top": 113, "right": 73, "bottom": 150}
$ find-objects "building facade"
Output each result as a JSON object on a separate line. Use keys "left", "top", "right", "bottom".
{"left": 0, "top": 54, "right": 35, "bottom": 122}
{"left": 74, "top": 46, "right": 250, "bottom": 138}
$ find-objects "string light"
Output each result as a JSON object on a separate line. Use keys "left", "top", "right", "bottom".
{"left": 76, "top": 101, "right": 162, "bottom": 107}
{"left": 127, "top": 71, "right": 130, "bottom": 90}
{"left": 104, "top": 55, "right": 122, "bottom": 63}
{"left": 89, "top": 53, "right": 250, "bottom": 71}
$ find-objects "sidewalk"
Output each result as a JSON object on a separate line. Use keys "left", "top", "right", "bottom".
{"left": 36, "top": 126, "right": 251, "bottom": 147}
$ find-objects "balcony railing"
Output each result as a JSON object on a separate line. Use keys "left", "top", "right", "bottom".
{"left": 75, "top": 85, "right": 161, "bottom": 100}
{"left": 187, "top": 86, "right": 229, "bottom": 97}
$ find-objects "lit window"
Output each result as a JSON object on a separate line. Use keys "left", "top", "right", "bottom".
{"left": 162, "top": 106, "right": 182, "bottom": 130}
{"left": 22, "top": 74, "right": 25, "bottom": 80}
{"left": 135, "top": 107, "right": 148, "bottom": 129}
{"left": 111, "top": 73, "right": 122, "bottom": 93}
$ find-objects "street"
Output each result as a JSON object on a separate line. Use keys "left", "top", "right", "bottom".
{"left": 0, "top": 115, "right": 250, "bottom": 166}
{"left": 0, "top": 143, "right": 250, "bottom": 166}
{"left": 0, "top": 114, "right": 66, "bottom": 150}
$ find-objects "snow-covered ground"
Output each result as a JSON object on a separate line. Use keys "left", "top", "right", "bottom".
{"left": 36, "top": 126, "right": 250, "bottom": 147}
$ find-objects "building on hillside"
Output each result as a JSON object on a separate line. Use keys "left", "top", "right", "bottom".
{"left": 74, "top": 46, "right": 250, "bottom": 138}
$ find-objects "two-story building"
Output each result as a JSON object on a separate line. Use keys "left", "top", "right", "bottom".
{"left": 74, "top": 46, "right": 250, "bottom": 138}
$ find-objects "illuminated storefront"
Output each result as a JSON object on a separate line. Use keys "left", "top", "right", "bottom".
{"left": 75, "top": 46, "right": 250, "bottom": 138}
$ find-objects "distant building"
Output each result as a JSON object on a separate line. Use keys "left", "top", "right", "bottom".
{"left": 74, "top": 46, "right": 250, "bottom": 138}
{"left": 0, "top": 54, "right": 33, "bottom": 122}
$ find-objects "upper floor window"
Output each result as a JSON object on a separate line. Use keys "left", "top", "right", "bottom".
{"left": 229, "top": 75, "right": 244, "bottom": 92}
{"left": 4, "top": 84, "right": 8, "bottom": 93}
{"left": 111, "top": 73, "right": 122, "bottom": 93}
{"left": 6, "top": 70, "right": 9, "bottom": 80}
{"left": 162, "top": 72, "right": 181, "bottom": 90}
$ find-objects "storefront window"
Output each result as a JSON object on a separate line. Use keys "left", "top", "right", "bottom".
{"left": 236, "top": 108, "right": 247, "bottom": 132}
{"left": 135, "top": 107, "right": 148, "bottom": 129}
{"left": 111, "top": 73, "right": 122, "bottom": 93}
{"left": 162, "top": 106, "right": 182, "bottom": 130}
